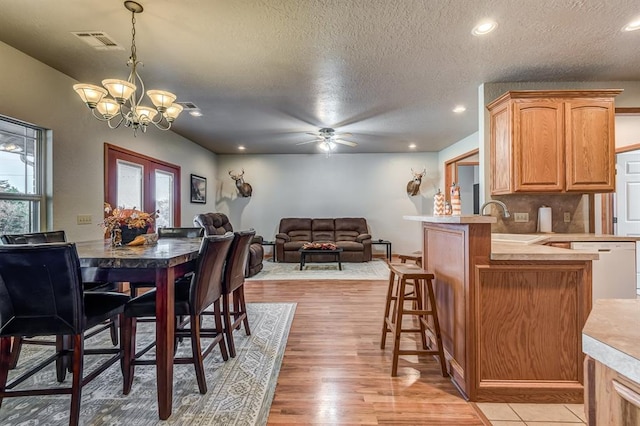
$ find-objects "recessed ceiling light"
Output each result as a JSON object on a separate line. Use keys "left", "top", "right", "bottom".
{"left": 623, "top": 19, "right": 640, "bottom": 32}
{"left": 238, "top": 146, "right": 245, "bottom": 151}
{"left": 453, "top": 105, "right": 466, "bottom": 113}
{"left": 472, "top": 21, "right": 497, "bottom": 36}
{"left": 408, "top": 143, "right": 417, "bottom": 149}
{"left": 189, "top": 110, "right": 203, "bottom": 117}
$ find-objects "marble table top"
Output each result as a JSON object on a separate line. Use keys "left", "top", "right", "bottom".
{"left": 75, "top": 238, "right": 202, "bottom": 268}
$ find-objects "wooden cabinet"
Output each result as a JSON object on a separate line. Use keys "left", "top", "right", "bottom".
{"left": 585, "top": 356, "right": 640, "bottom": 426}
{"left": 487, "top": 90, "right": 621, "bottom": 195}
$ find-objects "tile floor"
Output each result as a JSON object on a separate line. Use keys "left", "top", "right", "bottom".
{"left": 476, "top": 403, "right": 587, "bottom": 425}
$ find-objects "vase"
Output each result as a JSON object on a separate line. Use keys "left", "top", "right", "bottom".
{"left": 112, "top": 227, "right": 146, "bottom": 246}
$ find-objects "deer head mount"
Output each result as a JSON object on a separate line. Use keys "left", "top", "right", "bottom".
{"left": 229, "top": 169, "right": 253, "bottom": 197}
{"left": 406, "top": 167, "right": 426, "bottom": 196}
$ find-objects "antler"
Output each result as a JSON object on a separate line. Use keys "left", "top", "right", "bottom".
{"left": 411, "top": 167, "right": 426, "bottom": 178}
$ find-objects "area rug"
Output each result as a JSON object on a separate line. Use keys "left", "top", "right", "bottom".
{"left": 0, "top": 302, "right": 296, "bottom": 426}
{"left": 247, "top": 258, "right": 390, "bottom": 281}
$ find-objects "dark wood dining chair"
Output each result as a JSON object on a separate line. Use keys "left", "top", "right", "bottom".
{"left": 0, "top": 230, "right": 119, "bottom": 372}
{"left": 221, "top": 230, "right": 255, "bottom": 358}
{"left": 0, "top": 243, "right": 130, "bottom": 426}
{"left": 128, "top": 227, "right": 204, "bottom": 297}
{"left": 121, "top": 234, "right": 233, "bottom": 395}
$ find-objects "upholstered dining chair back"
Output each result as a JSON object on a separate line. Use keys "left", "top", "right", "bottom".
{"left": 193, "top": 213, "right": 234, "bottom": 236}
{"left": 158, "top": 227, "right": 204, "bottom": 239}
{"left": 0, "top": 243, "right": 84, "bottom": 337}
{"left": 223, "top": 230, "right": 255, "bottom": 294}
{"left": 1, "top": 230, "right": 66, "bottom": 245}
{"left": 190, "top": 234, "right": 234, "bottom": 316}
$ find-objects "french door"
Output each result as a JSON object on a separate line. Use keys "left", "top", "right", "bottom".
{"left": 104, "top": 143, "right": 181, "bottom": 229}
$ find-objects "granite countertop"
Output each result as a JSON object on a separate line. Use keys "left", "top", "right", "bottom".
{"left": 402, "top": 215, "right": 637, "bottom": 260}
{"left": 492, "top": 233, "right": 640, "bottom": 244}
{"left": 583, "top": 299, "right": 640, "bottom": 384}
{"left": 490, "top": 241, "right": 599, "bottom": 261}
{"left": 490, "top": 233, "right": 637, "bottom": 261}
{"left": 403, "top": 215, "right": 497, "bottom": 224}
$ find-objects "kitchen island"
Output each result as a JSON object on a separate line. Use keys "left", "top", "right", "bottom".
{"left": 404, "top": 215, "right": 598, "bottom": 403}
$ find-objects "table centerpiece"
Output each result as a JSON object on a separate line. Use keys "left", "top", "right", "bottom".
{"left": 101, "top": 203, "right": 158, "bottom": 246}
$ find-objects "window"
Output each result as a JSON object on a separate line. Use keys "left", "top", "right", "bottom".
{"left": 0, "top": 116, "right": 46, "bottom": 234}
{"left": 105, "top": 144, "right": 180, "bottom": 229}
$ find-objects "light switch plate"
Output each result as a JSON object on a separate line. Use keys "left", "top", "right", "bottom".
{"left": 513, "top": 212, "right": 529, "bottom": 222}
{"left": 564, "top": 212, "right": 571, "bottom": 223}
{"left": 77, "top": 214, "right": 92, "bottom": 225}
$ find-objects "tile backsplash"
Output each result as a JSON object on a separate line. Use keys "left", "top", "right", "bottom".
{"left": 489, "top": 194, "right": 589, "bottom": 234}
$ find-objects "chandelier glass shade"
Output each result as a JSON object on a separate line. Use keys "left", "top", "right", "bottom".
{"left": 72, "top": 1, "right": 182, "bottom": 135}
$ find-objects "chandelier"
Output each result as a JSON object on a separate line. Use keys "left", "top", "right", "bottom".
{"left": 72, "top": 1, "right": 182, "bottom": 135}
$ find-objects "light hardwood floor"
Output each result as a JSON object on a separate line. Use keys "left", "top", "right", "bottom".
{"left": 244, "top": 278, "right": 485, "bottom": 425}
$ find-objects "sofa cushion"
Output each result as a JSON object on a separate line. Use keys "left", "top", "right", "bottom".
{"left": 280, "top": 218, "right": 312, "bottom": 234}
{"left": 335, "top": 230, "right": 359, "bottom": 241}
{"left": 283, "top": 241, "right": 309, "bottom": 250}
{"left": 336, "top": 241, "right": 364, "bottom": 251}
{"left": 311, "top": 218, "right": 335, "bottom": 242}
{"left": 288, "top": 230, "right": 312, "bottom": 241}
{"left": 335, "top": 217, "right": 368, "bottom": 235}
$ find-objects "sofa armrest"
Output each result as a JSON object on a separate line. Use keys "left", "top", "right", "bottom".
{"left": 275, "top": 233, "right": 290, "bottom": 242}
{"left": 356, "top": 233, "right": 372, "bottom": 243}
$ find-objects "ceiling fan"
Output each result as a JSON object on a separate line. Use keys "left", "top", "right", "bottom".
{"left": 296, "top": 128, "right": 358, "bottom": 152}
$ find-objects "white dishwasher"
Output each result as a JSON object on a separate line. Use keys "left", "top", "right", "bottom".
{"left": 570, "top": 242, "right": 637, "bottom": 301}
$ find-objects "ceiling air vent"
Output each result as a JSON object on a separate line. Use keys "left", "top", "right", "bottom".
{"left": 72, "top": 32, "right": 123, "bottom": 50}
{"left": 176, "top": 102, "right": 199, "bottom": 110}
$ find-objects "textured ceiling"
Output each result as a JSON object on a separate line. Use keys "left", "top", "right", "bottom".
{"left": 0, "top": 0, "right": 639, "bottom": 154}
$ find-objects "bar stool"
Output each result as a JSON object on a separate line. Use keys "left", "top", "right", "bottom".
{"left": 397, "top": 252, "right": 422, "bottom": 267}
{"left": 380, "top": 263, "right": 447, "bottom": 377}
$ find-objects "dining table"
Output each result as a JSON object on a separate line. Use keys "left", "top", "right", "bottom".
{"left": 75, "top": 237, "right": 202, "bottom": 420}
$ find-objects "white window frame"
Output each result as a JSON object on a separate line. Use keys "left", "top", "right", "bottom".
{"left": 0, "top": 115, "right": 47, "bottom": 233}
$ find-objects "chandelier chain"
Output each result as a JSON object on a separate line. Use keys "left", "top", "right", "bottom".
{"left": 130, "top": 10, "right": 137, "bottom": 63}
{"left": 72, "top": 1, "right": 182, "bottom": 135}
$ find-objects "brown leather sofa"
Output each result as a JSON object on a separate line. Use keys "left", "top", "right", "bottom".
{"left": 193, "top": 212, "right": 264, "bottom": 277}
{"left": 275, "top": 217, "right": 372, "bottom": 263}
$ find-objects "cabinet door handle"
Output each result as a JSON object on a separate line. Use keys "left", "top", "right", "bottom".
{"left": 612, "top": 379, "right": 640, "bottom": 409}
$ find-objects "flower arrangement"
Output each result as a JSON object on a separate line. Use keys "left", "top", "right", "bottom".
{"left": 302, "top": 242, "right": 337, "bottom": 250}
{"left": 100, "top": 203, "right": 158, "bottom": 236}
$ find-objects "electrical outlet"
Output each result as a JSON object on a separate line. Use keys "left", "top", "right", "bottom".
{"left": 77, "top": 214, "right": 92, "bottom": 225}
{"left": 564, "top": 212, "right": 571, "bottom": 223}
{"left": 513, "top": 212, "right": 529, "bottom": 222}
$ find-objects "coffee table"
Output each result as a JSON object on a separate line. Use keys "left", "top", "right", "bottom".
{"left": 298, "top": 247, "right": 344, "bottom": 270}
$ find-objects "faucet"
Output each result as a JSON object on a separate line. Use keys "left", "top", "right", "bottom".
{"left": 480, "top": 200, "right": 511, "bottom": 218}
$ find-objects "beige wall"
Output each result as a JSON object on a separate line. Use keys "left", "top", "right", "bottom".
{"left": 216, "top": 152, "right": 440, "bottom": 255}
{"left": 0, "top": 41, "right": 218, "bottom": 241}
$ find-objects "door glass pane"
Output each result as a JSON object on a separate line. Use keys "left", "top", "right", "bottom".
{"left": 155, "top": 170, "right": 174, "bottom": 228}
{"left": 117, "top": 160, "right": 143, "bottom": 209}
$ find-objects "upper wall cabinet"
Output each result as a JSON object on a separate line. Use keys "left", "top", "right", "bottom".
{"left": 487, "top": 90, "right": 621, "bottom": 195}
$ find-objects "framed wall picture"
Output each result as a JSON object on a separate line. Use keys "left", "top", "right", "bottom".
{"left": 190, "top": 174, "right": 206, "bottom": 203}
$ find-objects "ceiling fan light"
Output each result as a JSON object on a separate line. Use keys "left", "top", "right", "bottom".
{"left": 147, "top": 90, "right": 177, "bottom": 112}
{"left": 164, "top": 103, "right": 183, "bottom": 122}
{"left": 320, "top": 141, "right": 336, "bottom": 152}
{"left": 96, "top": 98, "right": 121, "bottom": 118}
{"left": 73, "top": 83, "right": 108, "bottom": 108}
{"left": 102, "top": 79, "right": 136, "bottom": 103}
